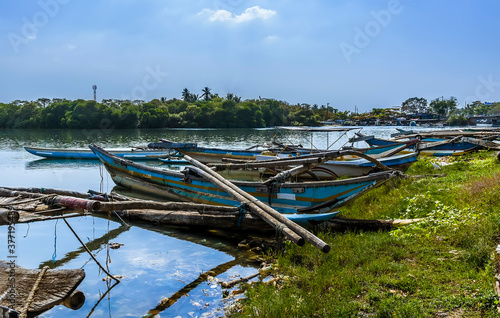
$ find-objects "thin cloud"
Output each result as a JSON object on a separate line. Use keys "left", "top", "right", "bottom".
{"left": 199, "top": 6, "right": 276, "bottom": 23}
{"left": 264, "top": 35, "right": 278, "bottom": 44}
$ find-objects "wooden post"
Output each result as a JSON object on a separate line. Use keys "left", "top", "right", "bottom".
{"left": 184, "top": 155, "right": 330, "bottom": 253}
{"left": 97, "top": 200, "right": 240, "bottom": 213}
{"left": 60, "top": 290, "right": 85, "bottom": 310}
{"left": 0, "top": 209, "right": 19, "bottom": 225}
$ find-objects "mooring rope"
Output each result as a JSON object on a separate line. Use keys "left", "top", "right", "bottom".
{"left": 52, "top": 219, "right": 58, "bottom": 263}
{"left": 275, "top": 223, "right": 286, "bottom": 244}
{"left": 19, "top": 266, "right": 49, "bottom": 318}
{"left": 237, "top": 203, "right": 248, "bottom": 227}
{"left": 112, "top": 210, "right": 130, "bottom": 227}
{"left": 62, "top": 218, "right": 120, "bottom": 283}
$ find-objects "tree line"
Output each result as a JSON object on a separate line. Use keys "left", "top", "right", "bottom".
{"left": 0, "top": 91, "right": 321, "bottom": 129}
{"left": 0, "top": 89, "right": 497, "bottom": 129}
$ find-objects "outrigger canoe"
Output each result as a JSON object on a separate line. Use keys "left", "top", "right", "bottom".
{"left": 89, "top": 145, "right": 400, "bottom": 214}
{"left": 350, "top": 132, "right": 485, "bottom": 156}
{"left": 24, "top": 143, "right": 194, "bottom": 160}
{"left": 255, "top": 152, "right": 418, "bottom": 179}
{"left": 175, "top": 138, "right": 417, "bottom": 164}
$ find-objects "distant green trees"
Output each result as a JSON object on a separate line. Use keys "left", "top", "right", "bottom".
{"left": 430, "top": 97, "right": 458, "bottom": 118}
{"left": 401, "top": 97, "right": 429, "bottom": 114}
{"left": 459, "top": 100, "right": 500, "bottom": 117}
{"left": 0, "top": 91, "right": 321, "bottom": 129}
{"left": 1, "top": 90, "right": 498, "bottom": 129}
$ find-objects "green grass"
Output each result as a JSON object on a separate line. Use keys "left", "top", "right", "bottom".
{"left": 233, "top": 151, "right": 500, "bottom": 317}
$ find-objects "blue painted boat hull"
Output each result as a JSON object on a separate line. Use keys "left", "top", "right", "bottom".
{"left": 352, "top": 133, "right": 482, "bottom": 156}
{"left": 25, "top": 146, "right": 174, "bottom": 160}
{"left": 285, "top": 211, "right": 340, "bottom": 227}
{"left": 90, "top": 145, "right": 398, "bottom": 214}
{"left": 176, "top": 146, "right": 312, "bottom": 163}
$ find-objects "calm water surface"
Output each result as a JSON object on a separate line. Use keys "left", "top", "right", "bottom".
{"left": 0, "top": 126, "right": 444, "bottom": 317}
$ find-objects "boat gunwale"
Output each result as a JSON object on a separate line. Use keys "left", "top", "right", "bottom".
{"left": 90, "top": 145, "right": 398, "bottom": 188}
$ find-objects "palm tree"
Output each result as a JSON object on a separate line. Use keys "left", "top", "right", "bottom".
{"left": 182, "top": 88, "right": 191, "bottom": 101}
{"left": 226, "top": 93, "right": 241, "bottom": 103}
{"left": 190, "top": 93, "right": 199, "bottom": 102}
{"left": 201, "top": 87, "right": 212, "bottom": 101}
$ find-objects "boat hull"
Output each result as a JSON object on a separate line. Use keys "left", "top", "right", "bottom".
{"left": 90, "top": 145, "right": 398, "bottom": 214}
{"left": 254, "top": 152, "right": 418, "bottom": 179}
{"left": 175, "top": 146, "right": 312, "bottom": 164}
{"left": 25, "top": 146, "right": 174, "bottom": 160}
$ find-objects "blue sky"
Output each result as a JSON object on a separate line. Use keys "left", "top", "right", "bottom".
{"left": 1, "top": 0, "right": 499, "bottom": 113}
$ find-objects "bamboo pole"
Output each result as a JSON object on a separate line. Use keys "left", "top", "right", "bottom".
{"left": 213, "top": 149, "right": 392, "bottom": 174}
{"left": 262, "top": 163, "right": 321, "bottom": 185}
{"left": 187, "top": 166, "right": 304, "bottom": 246}
{"left": 209, "top": 157, "right": 323, "bottom": 169}
{"left": 60, "top": 290, "right": 85, "bottom": 310}
{"left": 183, "top": 155, "right": 330, "bottom": 252}
{"left": 0, "top": 188, "right": 102, "bottom": 211}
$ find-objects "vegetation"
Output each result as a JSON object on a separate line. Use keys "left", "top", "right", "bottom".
{"left": 0, "top": 96, "right": 320, "bottom": 129}
{"left": 0, "top": 91, "right": 498, "bottom": 129}
{"left": 234, "top": 152, "right": 500, "bottom": 317}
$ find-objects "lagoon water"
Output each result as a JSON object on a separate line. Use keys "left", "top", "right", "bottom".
{"left": 0, "top": 126, "right": 439, "bottom": 317}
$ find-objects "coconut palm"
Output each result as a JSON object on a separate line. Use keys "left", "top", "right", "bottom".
{"left": 201, "top": 87, "right": 212, "bottom": 101}
{"left": 182, "top": 88, "right": 191, "bottom": 101}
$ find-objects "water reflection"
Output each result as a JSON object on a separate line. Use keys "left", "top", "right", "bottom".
{"left": 25, "top": 159, "right": 100, "bottom": 170}
{"left": 20, "top": 214, "right": 262, "bottom": 317}
{"left": 145, "top": 259, "right": 240, "bottom": 317}
{"left": 24, "top": 158, "right": 166, "bottom": 170}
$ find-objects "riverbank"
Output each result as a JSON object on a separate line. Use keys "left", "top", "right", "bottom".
{"left": 232, "top": 151, "right": 500, "bottom": 317}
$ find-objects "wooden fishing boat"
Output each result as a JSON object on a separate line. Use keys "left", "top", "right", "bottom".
{"left": 339, "top": 139, "right": 418, "bottom": 159}
{"left": 350, "top": 132, "right": 486, "bottom": 156}
{"left": 209, "top": 139, "right": 418, "bottom": 180}
{"left": 25, "top": 145, "right": 182, "bottom": 160}
{"left": 175, "top": 135, "right": 417, "bottom": 165}
{"left": 290, "top": 152, "right": 417, "bottom": 179}
{"left": 214, "top": 151, "right": 417, "bottom": 180}
{"left": 174, "top": 126, "right": 364, "bottom": 164}
{"left": 89, "top": 145, "right": 400, "bottom": 214}
{"left": 174, "top": 145, "right": 312, "bottom": 164}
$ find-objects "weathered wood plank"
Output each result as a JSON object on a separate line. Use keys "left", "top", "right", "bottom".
{"left": 0, "top": 261, "right": 85, "bottom": 314}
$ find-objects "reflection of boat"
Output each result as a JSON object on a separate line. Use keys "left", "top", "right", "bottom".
{"left": 25, "top": 158, "right": 162, "bottom": 170}
{"left": 25, "top": 158, "right": 101, "bottom": 170}
{"left": 90, "top": 145, "right": 399, "bottom": 214}
{"left": 24, "top": 144, "right": 184, "bottom": 160}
